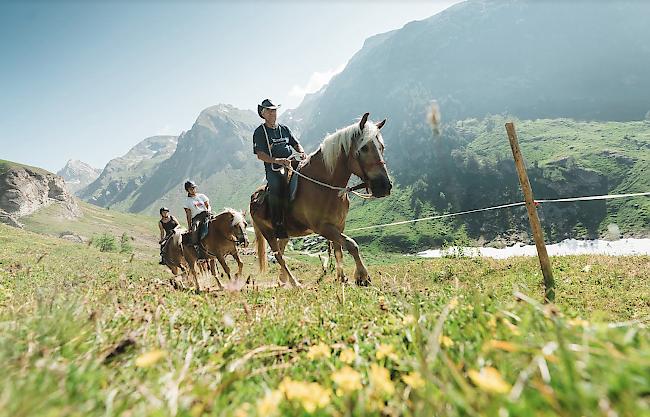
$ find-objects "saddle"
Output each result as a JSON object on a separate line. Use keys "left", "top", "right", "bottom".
{"left": 250, "top": 164, "right": 301, "bottom": 211}
{"left": 181, "top": 212, "right": 212, "bottom": 259}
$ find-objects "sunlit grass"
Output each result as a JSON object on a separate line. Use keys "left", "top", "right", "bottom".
{"left": 1, "top": 223, "right": 648, "bottom": 416}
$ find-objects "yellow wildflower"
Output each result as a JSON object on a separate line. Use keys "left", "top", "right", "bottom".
{"left": 233, "top": 403, "right": 251, "bottom": 417}
{"left": 484, "top": 340, "right": 519, "bottom": 352}
{"left": 339, "top": 348, "right": 356, "bottom": 365}
{"left": 331, "top": 366, "right": 363, "bottom": 395}
{"left": 487, "top": 315, "right": 497, "bottom": 330}
{"left": 501, "top": 318, "right": 520, "bottom": 335}
{"left": 567, "top": 317, "right": 589, "bottom": 328}
{"left": 376, "top": 344, "right": 399, "bottom": 361}
{"left": 439, "top": 335, "right": 454, "bottom": 348}
{"left": 279, "top": 377, "right": 331, "bottom": 413}
{"left": 369, "top": 364, "right": 395, "bottom": 396}
{"left": 257, "top": 390, "right": 282, "bottom": 416}
{"left": 468, "top": 367, "right": 511, "bottom": 394}
{"left": 402, "top": 314, "right": 416, "bottom": 325}
{"left": 307, "top": 342, "right": 331, "bottom": 360}
{"left": 448, "top": 297, "right": 459, "bottom": 310}
{"left": 402, "top": 371, "right": 425, "bottom": 390}
{"left": 135, "top": 350, "right": 167, "bottom": 368}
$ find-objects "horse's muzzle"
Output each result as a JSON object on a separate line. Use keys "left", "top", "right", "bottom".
{"left": 370, "top": 176, "right": 392, "bottom": 198}
{"left": 237, "top": 237, "right": 249, "bottom": 247}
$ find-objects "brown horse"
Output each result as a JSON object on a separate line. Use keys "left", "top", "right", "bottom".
{"left": 251, "top": 113, "right": 391, "bottom": 287}
{"left": 183, "top": 208, "right": 249, "bottom": 290}
{"left": 162, "top": 231, "right": 186, "bottom": 276}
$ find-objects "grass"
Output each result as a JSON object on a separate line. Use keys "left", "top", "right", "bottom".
{"left": 0, "top": 159, "right": 51, "bottom": 176}
{"left": 1, "top": 223, "right": 649, "bottom": 416}
{"left": 20, "top": 200, "right": 160, "bottom": 257}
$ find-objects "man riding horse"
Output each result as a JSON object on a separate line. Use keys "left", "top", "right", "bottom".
{"left": 183, "top": 180, "right": 211, "bottom": 257}
{"left": 251, "top": 112, "right": 391, "bottom": 287}
{"left": 253, "top": 98, "right": 306, "bottom": 239}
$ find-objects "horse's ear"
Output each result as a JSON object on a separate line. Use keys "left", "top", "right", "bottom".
{"left": 376, "top": 118, "right": 387, "bottom": 130}
{"left": 360, "top": 112, "right": 370, "bottom": 130}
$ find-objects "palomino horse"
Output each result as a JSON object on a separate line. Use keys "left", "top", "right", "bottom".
{"left": 251, "top": 113, "right": 391, "bottom": 287}
{"left": 183, "top": 208, "right": 249, "bottom": 290}
{"left": 162, "top": 231, "right": 187, "bottom": 277}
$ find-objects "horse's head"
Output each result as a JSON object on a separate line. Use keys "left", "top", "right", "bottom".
{"left": 350, "top": 113, "right": 392, "bottom": 198}
{"left": 221, "top": 208, "right": 249, "bottom": 247}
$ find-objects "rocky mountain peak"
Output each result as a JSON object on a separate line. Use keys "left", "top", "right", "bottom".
{"left": 57, "top": 159, "right": 101, "bottom": 195}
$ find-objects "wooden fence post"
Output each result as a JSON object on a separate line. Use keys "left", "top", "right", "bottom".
{"left": 505, "top": 122, "right": 555, "bottom": 302}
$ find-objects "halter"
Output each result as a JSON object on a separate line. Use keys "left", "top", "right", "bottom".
{"left": 286, "top": 130, "right": 385, "bottom": 199}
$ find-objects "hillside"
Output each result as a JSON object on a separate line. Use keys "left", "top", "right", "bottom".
{"left": 20, "top": 199, "right": 159, "bottom": 257}
{"left": 290, "top": 0, "right": 650, "bottom": 148}
{"left": 343, "top": 118, "right": 649, "bottom": 251}
{"left": 0, "top": 159, "right": 81, "bottom": 228}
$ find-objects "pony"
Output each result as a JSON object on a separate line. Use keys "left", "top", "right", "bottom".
{"left": 182, "top": 208, "right": 249, "bottom": 290}
{"left": 251, "top": 113, "right": 391, "bottom": 287}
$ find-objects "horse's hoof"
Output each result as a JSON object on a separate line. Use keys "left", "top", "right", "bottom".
{"left": 355, "top": 276, "right": 371, "bottom": 286}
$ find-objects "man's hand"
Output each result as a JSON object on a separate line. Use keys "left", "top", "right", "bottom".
{"left": 275, "top": 158, "right": 291, "bottom": 167}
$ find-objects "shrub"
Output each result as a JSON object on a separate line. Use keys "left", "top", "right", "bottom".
{"left": 92, "top": 233, "right": 118, "bottom": 252}
{"left": 119, "top": 232, "right": 133, "bottom": 254}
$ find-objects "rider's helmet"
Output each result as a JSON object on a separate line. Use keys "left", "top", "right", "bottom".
{"left": 159, "top": 207, "right": 170, "bottom": 215}
{"left": 184, "top": 180, "right": 197, "bottom": 191}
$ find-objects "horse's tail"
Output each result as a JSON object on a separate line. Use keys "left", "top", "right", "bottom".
{"left": 253, "top": 219, "right": 267, "bottom": 273}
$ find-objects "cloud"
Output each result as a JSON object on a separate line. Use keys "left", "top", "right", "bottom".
{"left": 288, "top": 63, "right": 345, "bottom": 101}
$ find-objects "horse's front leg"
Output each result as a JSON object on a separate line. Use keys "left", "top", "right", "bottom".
{"left": 208, "top": 258, "right": 224, "bottom": 290}
{"left": 332, "top": 242, "right": 347, "bottom": 283}
{"left": 319, "top": 225, "right": 370, "bottom": 286}
{"left": 267, "top": 236, "right": 300, "bottom": 288}
{"left": 183, "top": 248, "right": 201, "bottom": 292}
{"left": 215, "top": 253, "right": 230, "bottom": 284}
{"left": 232, "top": 250, "right": 244, "bottom": 280}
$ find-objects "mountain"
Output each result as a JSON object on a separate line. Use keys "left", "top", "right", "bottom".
{"left": 79, "top": 104, "right": 263, "bottom": 218}
{"left": 57, "top": 159, "right": 101, "bottom": 195}
{"left": 76, "top": 0, "right": 650, "bottom": 247}
{"left": 289, "top": 0, "right": 650, "bottom": 150}
{"left": 78, "top": 135, "right": 178, "bottom": 209}
{"left": 0, "top": 159, "right": 81, "bottom": 228}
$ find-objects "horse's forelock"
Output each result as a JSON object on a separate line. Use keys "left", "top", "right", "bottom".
{"left": 320, "top": 121, "right": 380, "bottom": 173}
{"left": 226, "top": 208, "right": 245, "bottom": 227}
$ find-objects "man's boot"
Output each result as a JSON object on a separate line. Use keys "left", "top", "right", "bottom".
{"left": 270, "top": 198, "right": 288, "bottom": 239}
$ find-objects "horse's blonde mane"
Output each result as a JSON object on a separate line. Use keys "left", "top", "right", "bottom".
{"left": 219, "top": 207, "right": 245, "bottom": 227}
{"left": 318, "top": 121, "right": 380, "bottom": 173}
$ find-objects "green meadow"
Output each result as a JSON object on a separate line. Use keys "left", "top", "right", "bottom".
{"left": 1, "top": 221, "right": 648, "bottom": 417}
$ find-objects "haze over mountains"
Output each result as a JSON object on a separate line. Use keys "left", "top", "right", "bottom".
{"left": 71, "top": 0, "right": 649, "bottom": 243}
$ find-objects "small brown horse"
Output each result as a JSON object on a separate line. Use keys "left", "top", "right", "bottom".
{"left": 162, "top": 231, "right": 186, "bottom": 276}
{"left": 251, "top": 113, "right": 391, "bottom": 287}
{"left": 183, "top": 208, "right": 249, "bottom": 290}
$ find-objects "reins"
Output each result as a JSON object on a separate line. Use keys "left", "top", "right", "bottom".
{"left": 287, "top": 165, "right": 375, "bottom": 199}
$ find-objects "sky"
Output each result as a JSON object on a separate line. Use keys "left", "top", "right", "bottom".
{"left": 0, "top": 0, "right": 460, "bottom": 172}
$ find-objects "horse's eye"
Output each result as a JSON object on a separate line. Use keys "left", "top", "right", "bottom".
{"left": 360, "top": 144, "right": 369, "bottom": 152}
